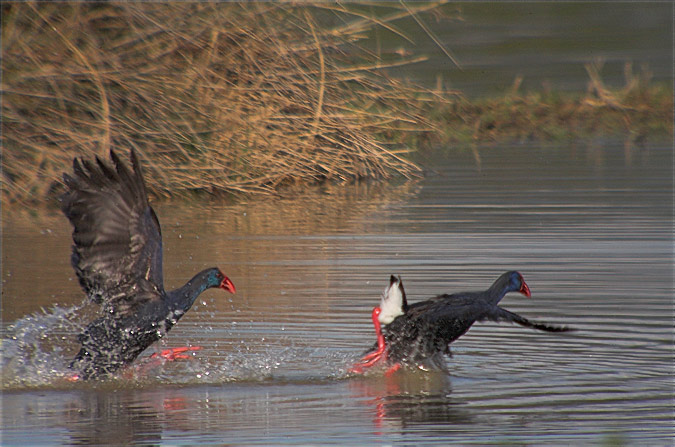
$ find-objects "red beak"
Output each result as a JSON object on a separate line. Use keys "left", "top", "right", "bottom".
{"left": 220, "top": 276, "right": 236, "bottom": 294}
{"left": 520, "top": 280, "right": 531, "bottom": 298}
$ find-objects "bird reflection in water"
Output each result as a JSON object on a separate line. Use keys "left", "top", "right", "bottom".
{"left": 348, "top": 368, "right": 471, "bottom": 434}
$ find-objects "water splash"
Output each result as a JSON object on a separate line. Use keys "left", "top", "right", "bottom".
{"left": 2, "top": 304, "right": 363, "bottom": 389}
{"left": 2, "top": 304, "right": 86, "bottom": 388}
{"left": 130, "top": 345, "right": 361, "bottom": 385}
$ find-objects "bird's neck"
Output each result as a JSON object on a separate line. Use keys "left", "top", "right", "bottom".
{"left": 486, "top": 280, "right": 511, "bottom": 305}
{"left": 167, "top": 269, "right": 219, "bottom": 314}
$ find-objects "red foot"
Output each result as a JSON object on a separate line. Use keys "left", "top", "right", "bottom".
{"left": 349, "top": 349, "right": 386, "bottom": 374}
{"left": 350, "top": 307, "right": 390, "bottom": 374}
{"left": 350, "top": 357, "right": 401, "bottom": 376}
{"left": 150, "top": 346, "right": 202, "bottom": 361}
{"left": 384, "top": 363, "right": 401, "bottom": 376}
{"left": 66, "top": 373, "right": 80, "bottom": 382}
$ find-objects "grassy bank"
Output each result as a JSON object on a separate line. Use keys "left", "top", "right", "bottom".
{"left": 2, "top": 3, "right": 672, "bottom": 208}
{"left": 428, "top": 61, "right": 672, "bottom": 146}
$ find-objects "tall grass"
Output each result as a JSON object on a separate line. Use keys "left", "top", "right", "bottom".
{"left": 3, "top": 3, "right": 446, "bottom": 206}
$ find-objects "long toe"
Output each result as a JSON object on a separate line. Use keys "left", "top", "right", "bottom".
{"left": 151, "top": 346, "right": 202, "bottom": 361}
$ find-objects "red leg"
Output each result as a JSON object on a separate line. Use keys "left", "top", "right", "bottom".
{"left": 64, "top": 347, "right": 203, "bottom": 382}
{"left": 356, "top": 314, "right": 386, "bottom": 362}
{"left": 349, "top": 307, "right": 389, "bottom": 374}
{"left": 150, "top": 346, "right": 202, "bottom": 361}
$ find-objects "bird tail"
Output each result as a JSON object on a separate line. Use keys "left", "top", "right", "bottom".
{"left": 489, "top": 307, "right": 575, "bottom": 333}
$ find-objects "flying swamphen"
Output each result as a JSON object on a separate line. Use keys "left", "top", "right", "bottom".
{"left": 60, "top": 149, "right": 235, "bottom": 380}
{"left": 350, "top": 271, "right": 573, "bottom": 374}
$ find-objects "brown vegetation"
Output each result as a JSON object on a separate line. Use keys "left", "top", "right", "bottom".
{"left": 430, "top": 60, "right": 673, "bottom": 146}
{"left": 2, "top": 3, "right": 441, "bottom": 206}
{"left": 3, "top": 4, "right": 671, "bottom": 208}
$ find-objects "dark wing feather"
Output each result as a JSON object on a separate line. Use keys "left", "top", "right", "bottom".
{"left": 383, "top": 293, "right": 488, "bottom": 362}
{"left": 410, "top": 292, "right": 490, "bottom": 329}
{"left": 484, "top": 306, "right": 575, "bottom": 332}
{"left": 60, "top": 149, "right": 164, "bottom": 317}
{"left": 420, "top": 294, "right": 490, "bottom": 352}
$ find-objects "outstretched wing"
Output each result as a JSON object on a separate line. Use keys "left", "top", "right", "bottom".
{"left": 60, "top": 149, "right": 164, "bottom": 316}
{"left": 382, "top": 294, "right": 485, "bottom": 361}
{"left": 485, "top": 306, "right": 575, "bottom": 332}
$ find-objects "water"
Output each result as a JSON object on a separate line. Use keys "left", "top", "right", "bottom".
{"left": 2, "top": 141, "right": 672, "bottom": 445}
{"left": 2, "top": 3, "right": 673, "bottom": 444}
{"left": 370, "top": 3, "right": 673, "bottom": 95}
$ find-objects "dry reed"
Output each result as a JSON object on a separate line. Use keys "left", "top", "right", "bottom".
{"left": 3, "top": 3, "right": 445, "bottom": 207}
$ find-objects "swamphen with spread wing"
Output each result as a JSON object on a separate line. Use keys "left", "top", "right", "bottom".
{"left": 61, "top": 149, "right": 235, "bottom": 380}
{"left": 351, "top": 272, "right": 573, "bottom": 374}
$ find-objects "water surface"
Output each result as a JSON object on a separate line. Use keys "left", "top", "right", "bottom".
{"left": 2, "top": 5, "right": 673, "bottom": 444}
{"left": 2, "top": 142, "right": 672, "bottom": 446}
{"left": 371, "top": 3, "right": 672, "bottom": 94}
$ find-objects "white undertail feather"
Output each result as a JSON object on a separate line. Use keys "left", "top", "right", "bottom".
{"left": 378, "top": 277, "right": 405, "bottom": 324}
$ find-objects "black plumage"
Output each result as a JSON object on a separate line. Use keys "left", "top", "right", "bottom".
{"left": 369, "top": 272, "right": 572, "bottom": 368}
{"left": 60, "top": 149, "right": 235, "bottom": 380}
